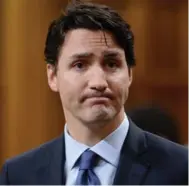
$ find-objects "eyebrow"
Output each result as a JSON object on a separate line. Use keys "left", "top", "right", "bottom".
{"left": 69, "top": 50, "right": 122, "bottom": 60}
{"left": 103, "top": 51, "right": 122, "bottom": 58}
{"left": 70, "top": 52, "right": 94, "bottom": 60}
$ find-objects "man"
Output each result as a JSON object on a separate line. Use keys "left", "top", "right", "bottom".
{"left": 0, "top": 1, "right": 188, "bottom": 185}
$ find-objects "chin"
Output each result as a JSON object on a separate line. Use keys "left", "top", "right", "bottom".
{"left": 83, "top": 107, "right": 116, "bottom": 123}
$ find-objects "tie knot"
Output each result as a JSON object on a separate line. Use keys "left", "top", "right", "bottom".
{"left": 79, "top": 150, "right": 98, "bottom": 170}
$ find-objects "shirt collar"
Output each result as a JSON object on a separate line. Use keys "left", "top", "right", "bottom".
{"left": 64, "top": 126, "right": 88, "bottom": 171}
{"left": 64, "top": 114, "right": 129, "bottom": 170}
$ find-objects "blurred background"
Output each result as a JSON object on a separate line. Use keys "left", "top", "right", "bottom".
{"left": 0, "top": 0, "right": 188, "bottom": 166}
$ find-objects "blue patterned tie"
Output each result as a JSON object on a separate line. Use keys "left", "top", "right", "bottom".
{"left": 75, "top": 150, "right": 101, "bottom": 185}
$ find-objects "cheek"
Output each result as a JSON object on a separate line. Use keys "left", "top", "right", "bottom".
{"left": 110, "top": 77, "right": 129, "bottom": 102}
{"left": 119, "top": 86, "right": 128, "bottom": 101}
{"left": 57, "top": 76, "right": 73, "bottom": 102}
{"left": 58, "top": 74, "right": 83, "bottom": 103}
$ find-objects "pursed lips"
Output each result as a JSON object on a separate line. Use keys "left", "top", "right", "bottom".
{"left": 80, "top": 93, "right": 114, "bottom": 103}
{"left": 84, "top": 94, "right": 113, "bottom": 103}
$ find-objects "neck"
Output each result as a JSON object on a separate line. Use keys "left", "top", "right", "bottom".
{"left": 65, "top": 109, "right": 125, "bottom": 146}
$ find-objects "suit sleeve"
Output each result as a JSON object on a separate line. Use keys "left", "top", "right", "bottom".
{"left": 183, "top": 161, "right": 188, "bottom": 185}
{"left": 0, "top": 163, "right": 9, "bottom": 185}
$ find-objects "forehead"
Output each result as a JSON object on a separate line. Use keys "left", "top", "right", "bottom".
{"left": 59, "top": 29, "right": 124, "bottom": 58}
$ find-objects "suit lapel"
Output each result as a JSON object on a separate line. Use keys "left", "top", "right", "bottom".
{"left": 33, "top": 121, "right": 151, "bottom": 185}
{"left": 113, "top": 120, "right": 151, "bottom": 185}
{"left": 35, "top": 135, "right": 66, "bottom": 185}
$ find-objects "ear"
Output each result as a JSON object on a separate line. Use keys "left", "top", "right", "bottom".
{"left": 46, "top": 64, "right": 58, "bottom": 92}
{"left": 128, "top": 68, "right": 133, "bottom": 87}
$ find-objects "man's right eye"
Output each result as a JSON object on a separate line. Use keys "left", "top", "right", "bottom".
{"left": 74, "top": 62, "right": 83, "bottom": 69}
{"left": 72, "top": 61, "right": 86, "bottom": 71}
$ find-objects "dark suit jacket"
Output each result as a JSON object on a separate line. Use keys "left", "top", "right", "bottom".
{"left": 0, "top": 121, "right": 188, "bottom": 185}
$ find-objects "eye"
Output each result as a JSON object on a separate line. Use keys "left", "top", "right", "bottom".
{"left": 106, "top": 59, "right": 119, "bottom": 69}
{"left": 107, "top": 61, "right": 117, "bottom": 68}
{"left": 74, "top": 62, "right": 84, "bottom": 69}
{"left": 71, "top": 60, "right": 87, "bottom": 71}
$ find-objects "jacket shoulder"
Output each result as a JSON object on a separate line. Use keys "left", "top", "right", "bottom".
{"left": 7, "top": 135, "right": 63, "bottom": 164}
{"left": 145, "top": 131, "right": 188, "bottom": 159}
{"left": 144, "top": 132, "right": 187, "bottom": 176}
{"left": 0, "top": 135, "right": 64, "bottom": 184}
{"left": 2, "top": 135, "right": 64, "bottom": 177}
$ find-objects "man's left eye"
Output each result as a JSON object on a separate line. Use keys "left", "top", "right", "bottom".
{"left": 107, "top": 61, "right": 118, "bottom": 68}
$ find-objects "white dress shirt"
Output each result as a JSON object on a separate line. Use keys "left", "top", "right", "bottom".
{"left": 64, "top": 114, "right": 129, "bottom": 185}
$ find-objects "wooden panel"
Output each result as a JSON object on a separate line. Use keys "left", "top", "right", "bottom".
{"left": 0, "top": 0, "right": 65, "bottom": 165}
{"left": 145, "top": 0, "right": 188, "bottom": 86}
{"left": 125, "top": 0, "right": 188, "bottom": 143}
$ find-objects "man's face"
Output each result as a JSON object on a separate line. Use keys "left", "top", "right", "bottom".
{"left": 47, "top": 29, "right": 132, "bottom": 125}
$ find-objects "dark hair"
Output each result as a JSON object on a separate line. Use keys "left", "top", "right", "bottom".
{"left": 44, "top": 1, "right": 135, "bottom": 67}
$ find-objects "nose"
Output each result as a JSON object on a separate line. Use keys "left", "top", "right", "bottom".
{"left": 88, "top": 66, "right": 108, "bottom": 91}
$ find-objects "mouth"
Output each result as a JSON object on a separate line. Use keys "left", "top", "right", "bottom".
{"left": 80, "top": 92, "right": 114, "bottom": 104}
{"left": 85, "top": 96, "right": 112, "bottom": 105}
